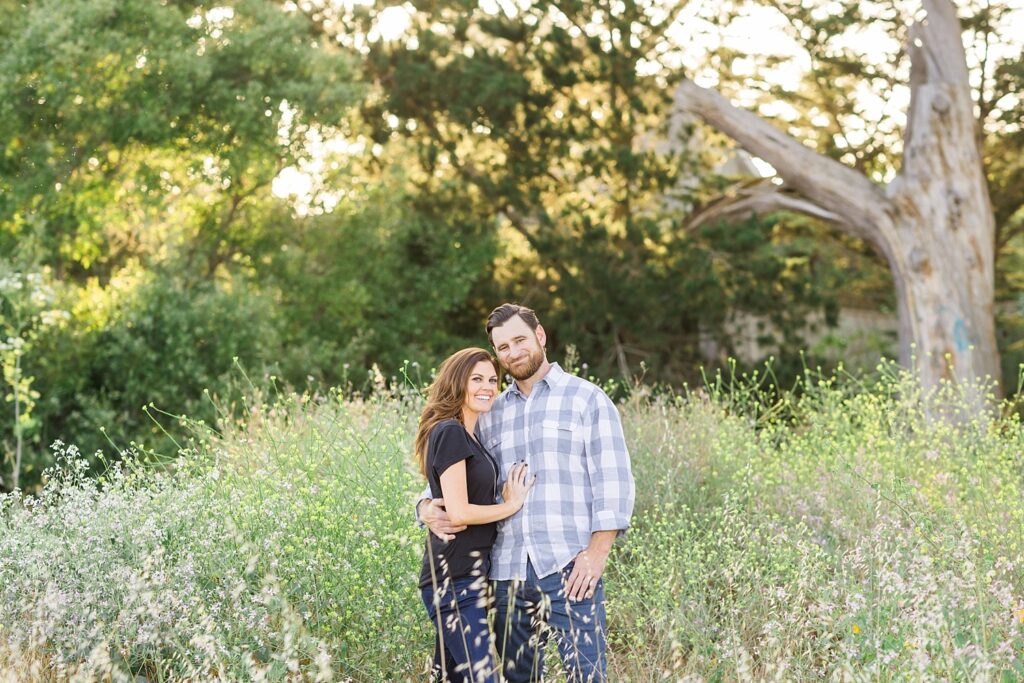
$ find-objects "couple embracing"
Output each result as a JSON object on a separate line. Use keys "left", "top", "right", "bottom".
{"left": 414, "top": 303, "right": 636, "bottom": 682}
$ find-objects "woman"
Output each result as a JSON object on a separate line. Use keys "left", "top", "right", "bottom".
{"left": 415, "top": 347, "right": 534, "bottom": 683}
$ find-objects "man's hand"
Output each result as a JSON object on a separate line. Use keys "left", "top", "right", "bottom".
{"left": 419, "top": 498, "right": 467, "bottom": 542}
{"left": 564, "top": 546, "right": 609, "bottom": 602}
{"left": 565, "top": 530, "right": 617, "bottom": 601}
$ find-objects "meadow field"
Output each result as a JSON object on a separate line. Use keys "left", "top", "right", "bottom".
{"left": 1, "top": 367, "right": 1022, "bottom": 681}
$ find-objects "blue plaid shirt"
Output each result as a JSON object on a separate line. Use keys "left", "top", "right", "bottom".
{"left": 478, "top": 363, "right": 635, "bottom": 581}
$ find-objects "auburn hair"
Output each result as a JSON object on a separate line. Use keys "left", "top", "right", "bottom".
{"left": 414, "top": 348, "right": 499, "bottom": 478}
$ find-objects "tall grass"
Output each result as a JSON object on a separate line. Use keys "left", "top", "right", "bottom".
{"left": 0, "top": 367, "right": 1021, "bottom": 681}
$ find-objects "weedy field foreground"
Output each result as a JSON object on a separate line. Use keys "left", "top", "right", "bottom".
{"left": 0, "top": 370, "right": 1022, "bottom": 681}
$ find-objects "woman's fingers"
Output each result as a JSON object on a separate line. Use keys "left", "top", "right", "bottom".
{"left": 505, "top": 462, "right": 534, "bottom": 497}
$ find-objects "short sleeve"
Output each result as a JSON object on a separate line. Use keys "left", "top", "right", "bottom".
{"left": 429, "top": 422, "right": 475, "bottom": 478}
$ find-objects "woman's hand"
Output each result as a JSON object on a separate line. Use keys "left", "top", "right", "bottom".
{"left": 501, "top": 462, "right": 535, "bottom": 509}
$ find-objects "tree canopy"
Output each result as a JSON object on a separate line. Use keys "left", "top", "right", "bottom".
{"left": 1, "top": 0, "right": 1021, "bottom": 488}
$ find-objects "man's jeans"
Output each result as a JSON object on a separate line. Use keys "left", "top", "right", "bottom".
{"left": 421, "top": 575, "right": 500, "bottom": 683}
{"left": 492, "top": 560, "right": 607, "bottom": 683}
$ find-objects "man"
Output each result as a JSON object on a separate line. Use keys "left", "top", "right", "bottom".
{"left": 418, "top": 303, "right": 635, "bottom": 682}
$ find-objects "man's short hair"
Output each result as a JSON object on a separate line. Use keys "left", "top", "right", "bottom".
{"left": 486, "top": 303, "right": 541, "bottom": 344}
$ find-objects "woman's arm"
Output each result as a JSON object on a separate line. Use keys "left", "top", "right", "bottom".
{"left": 438, "top": 461, "right": 531, "bottom": 527}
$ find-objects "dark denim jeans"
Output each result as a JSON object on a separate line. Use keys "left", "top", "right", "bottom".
{"left": 492, "top": 560, "right": 608, "bottom": 683}
{"left": 421, "top": 574, "right": 500, "bottom": 683}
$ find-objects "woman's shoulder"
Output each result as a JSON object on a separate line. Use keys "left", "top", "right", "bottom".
{"left": 432, "top": 418, "right": 464, "bottom": 433}
{"left": 430, "top": 419, "right": 470, "bottom": 444}
{"left": 427, "top": 419, "right": 476, "bottom": 470}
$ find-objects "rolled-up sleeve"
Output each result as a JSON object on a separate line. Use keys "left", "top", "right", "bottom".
{"left": 413, "top": 484, "right": 432, "bottom": 527}
{"left": 584, "top": 391, "right": 635, "bottom": 533}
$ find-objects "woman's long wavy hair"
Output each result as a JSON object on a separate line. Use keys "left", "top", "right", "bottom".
{"left": 414, "top": 348, "right": 499, "bottom": 478}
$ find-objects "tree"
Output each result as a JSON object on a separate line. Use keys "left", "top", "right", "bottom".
{"left": 338, "top": 0, "right": 1024, "bottom": 393}
{"left": 0, "top": 0, "right": 357, "bottom": 280}
{"left": 260, "top": 163, "right": 501, "bottom": 386}
{"left": 0, "top": 0, "right": 362, "bottom": 486}
{"left": 675, "top": 0, "right": 1009, "bottom": 399}
{"left": 305, "top": 0, "right": 868, "bottom": 383}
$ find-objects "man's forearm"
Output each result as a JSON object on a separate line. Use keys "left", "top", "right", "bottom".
{"left": 587, "top": 530, "right": 617, "bottom": 555}
{"left": 414, "top": 484, "right": 432, "bottom": 525}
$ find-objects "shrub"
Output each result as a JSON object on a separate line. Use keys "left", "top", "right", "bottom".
{"left": 0, "top": 369, "right": 1021, "bottom": 680}
{"left": 19, "top": 267, "right": 280, "bottom": 487}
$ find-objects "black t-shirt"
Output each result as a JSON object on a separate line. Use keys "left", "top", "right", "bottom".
{"left": 419, "top": 419, "right": 500, "bottom": 588}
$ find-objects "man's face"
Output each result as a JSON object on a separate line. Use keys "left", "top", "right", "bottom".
{"left": 491, "top": 315, "right": 546, "bottom": 381}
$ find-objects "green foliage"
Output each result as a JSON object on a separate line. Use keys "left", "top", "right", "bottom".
{"left": 989, "top": 28, "right": 1024, "bottom": 391}
{"left": 0, "top": 0, "right": 363, "bottom": 485}
{"left": 2, "top": 172, "right": 502, "bottom": 489}
{"left": 512, "top": 211, "right": 890, "bottom": 383}
{"left": 0, "top": 264, "right": 64, "bottom": 489}
{"left": 209, "top": 393, "right": 428, "bottom": 679}
{"left": 17, "top": 267, "right": 280, "bottom": 487}
{"left": 0, "top": 442, "right": 329, "bottom": 679}
{"left": 0, "top": 0, "right": 1020, "bottom": 485}
{"left": 351, "top": 0, "right": 895, "bottom": 385}
{"left": 1, "top": 372, "right": 1022, "bottom": 679}
{"left": 0, "top": 0, "right": 357, "bottom": 276}
{"left": 260, "top": 171, "right": 500, "bottom": 387}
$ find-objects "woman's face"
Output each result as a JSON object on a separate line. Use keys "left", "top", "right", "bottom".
{"left": 462, "top": 360, "right": 499, "bottom": 415}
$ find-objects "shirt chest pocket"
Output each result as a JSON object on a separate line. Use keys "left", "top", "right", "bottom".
{"left": 536, "top": 418, "right": 585, "bottom": 462}
{"left": 487, "top": 434, "right": 513, "bottom": 462}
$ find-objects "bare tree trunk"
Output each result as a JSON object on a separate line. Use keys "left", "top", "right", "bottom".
{"left": 674, "top": 0, "right": 1000, "bottom": 402}
{"left": 882, "top": 203, "right": 999, "bottom": 400}
{"left": 886, "top": 0, "right": 1000, "bottom": 395}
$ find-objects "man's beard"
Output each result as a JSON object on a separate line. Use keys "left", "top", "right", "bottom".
{"left": 505, "top": 348, "right": 544, "bottom": 380}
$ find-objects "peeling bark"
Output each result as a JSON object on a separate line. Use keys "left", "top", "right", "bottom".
{"left": 674, "top": 0, "right": 1001, "bottom": 401}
